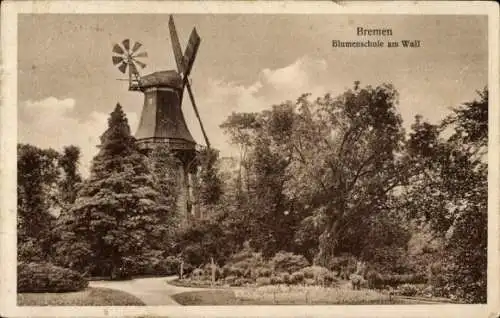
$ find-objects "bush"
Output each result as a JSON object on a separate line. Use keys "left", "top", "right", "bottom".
{"left": 328, "top": 254, "right": 357, "bottom": 278}
{"left": 253, "top": 266, "right": 272, "bottom": 278}
{"left": 270, "top": 251, "right": 309, "bottom": 274}
{"left": 323, "top": 271, "right": 338, "bottom": 287}
{"left": 111, "top": 266, "right": 132, "bottom": 280}
{"left": 226, "top": 266, "right": 244, "bottom": 277}
{"left": 280, "top": 272, "right": 291, "bottom": 284}
{"left": 365, "top": 271, "right": 426, "bottom": 289}
{"left": 18, "top": 262, "right": 88, "bottom": 293}
{"left": 290, "top": 271, "right": 304, "bottom": 284}
{"left": 256, "top": 277, "right": 272, "bottom": 286}
{"left": 224, "top": 275, "right": 237, "bottom": 285}
{"left": 366, "top": 270, "right": 384, "bottom": 289}
{"left": 133, "top": 255, "right": 182, "bottom": 276}
{"left": 398, "top": 284, "right": 419, "bottom": 296}
{"left": 202, "top": 263, "right": 222, "bottom": 281}
{"left": 191, "top": 268, "right": 204, "bottom": 280}
{"left": 162, "top": 256, "right": 181, "bottom": 275}
{"left": 270, "top": 275, "right": 284, "bottom": 285}
{"left": 300, "top": 266, "right": 337, "bottom": 286}
{"left": 383, "top": 273, "right": 426, "bottom": 287}
{"left": 304, "top": 278, "right": 316, "bottom": 286}
{"left": 350, "top": 274, "right": 364, "bottom": 290}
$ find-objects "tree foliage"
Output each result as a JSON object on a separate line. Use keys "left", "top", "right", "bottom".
{"left": 17, "top": 144, "right": 62, "bottom": 262}
{"left": 404, "top": 88, "right": 488, "bottom": 303}
{"left": 54, "top": 104, "right": 176, "bottom": 276}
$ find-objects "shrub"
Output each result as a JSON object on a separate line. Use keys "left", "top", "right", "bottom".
{"left": 256, "top": 277, "right": 272, "bottom": 286}
{"left": 162, "top": 256, "right": 182, "bottom": 275}
{"left": 270, "top": 275, "right": 284, "bottom": 285}
{"left": 221, "top": 266, "right": 231, "bottom": 278}
{"left": 224, "top": 275, "right": 237, "bottom": 285}
{"left": 290, "top": 271, "right": 305, "bottom": 284}
{"left": 224, "top": 266, "right": 243, "bottom": 277}
{"left": 300, "top": 265, "right": 336, "bottom": 286}
{"left": 132, "top": 255, "right": 182, "bottom": 276}
{"left": 398, "top": 284, "right": 419, "bottom": 296}
{"left": 280, "top": 272, "right": 291, "bottom": 284}
{"left": 366, "top": 270, "right": 384, "bottom": 289}
{"left": 182, "top": 244, "right": 205, "bottom": 267}
{"left": 18, "top": 262, "right": 88, "bottom": 293}
{"left": 254, "top": 266, "right": 272, "bottom": 278}
{"left": 323, "top": 271, "right": 338, "bottom": 287}
{"left": 191, "top": 268, "right": 204, "bottom": 280}
{"left": 179, "top": 262, "right": 194, "bottom": 278}
{"left": 366, "top": 272, "right": 427, "bottom": 289}
{"left": 203, "top": 263, "right": 222, "bottom": 281}
{"left": 328, "top": 254, "right": 357, "bottom": 278}
{"left": 111, "top": 266, "right": 132, "bottom": 280}
{"left": 350, "top": 274, "right": 364, "bottom": 290}
{"left": 270, "top": 251, "right": 310, "bottom": 274}
{"left": 304, "top": 278, "right": 316, "bottom": 286}
{"left": 427, "top": 261, "right": 446, "bottom": 288}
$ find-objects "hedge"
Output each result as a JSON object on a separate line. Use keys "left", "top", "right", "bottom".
{"left": 18, "top": 262, "right": 88, "bottom": 293}
{"left": 366, "top": 270, "right": 427, "bottom": 289}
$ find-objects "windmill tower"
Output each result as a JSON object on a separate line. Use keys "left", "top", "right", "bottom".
{"left": 111, "top": 16, "right": 210, "bottom": 224}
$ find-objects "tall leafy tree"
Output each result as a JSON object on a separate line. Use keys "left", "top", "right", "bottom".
{"left": 58, "top": 145, "right": 83, "bottom": 205}
{"left": 55, "top": 104, "right": 173, "bottom": 276}
{"left": 220, "top": 112, "right": 260, "bottom": 194}
{"left": 283, "top": 84, "right": 407, "bottom": 265}
{"left": 17, "top": 144, "right": 60, "bottom": 262}
{"left": 197, "top": 147, "right": 223, "bottom": 212}
{"left": 404, "top": 88, "right": 488, "bottom": 303}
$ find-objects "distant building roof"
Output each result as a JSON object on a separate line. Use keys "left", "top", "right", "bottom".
{"left": 140, "top": 70, "right": 183, "bottom": 89}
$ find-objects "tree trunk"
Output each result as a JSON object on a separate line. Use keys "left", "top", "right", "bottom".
{"left": 316, "top": 218, "right": 341, "bottom": 267}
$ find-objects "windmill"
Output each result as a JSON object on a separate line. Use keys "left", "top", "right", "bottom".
{"left": 111, "top": 16, "right": 210, "bottom": 222}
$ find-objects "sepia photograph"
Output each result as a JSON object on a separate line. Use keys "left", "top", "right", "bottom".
{"left": 1, "top": 1, "right": 499, "bottom": 317}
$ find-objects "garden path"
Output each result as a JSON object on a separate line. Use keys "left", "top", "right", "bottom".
{"left": 89, "top": 276, "right": 211, "bottom": 305}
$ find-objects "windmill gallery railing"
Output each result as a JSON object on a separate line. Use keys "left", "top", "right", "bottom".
{"left": 136, "top": 137, "right": 207, "bottom": 153}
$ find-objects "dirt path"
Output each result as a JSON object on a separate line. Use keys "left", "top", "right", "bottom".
{"left": 89, "top": 276, "right": 212, "bottom": 305}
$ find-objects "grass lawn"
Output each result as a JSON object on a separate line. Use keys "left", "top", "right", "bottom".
{"left": 18, "top": 287, "right": 145, "bottom": 306}
{"left": 171, "top": 285, "right": 420, "bottom": 305}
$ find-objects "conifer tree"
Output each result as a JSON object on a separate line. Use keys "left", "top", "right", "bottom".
{"left": 55, "top": 104, "right": 173, "bottom": 277}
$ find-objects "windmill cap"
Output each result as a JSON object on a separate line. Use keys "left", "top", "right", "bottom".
{"left": 140, "top": 70, "right": 183, "bottom": 89}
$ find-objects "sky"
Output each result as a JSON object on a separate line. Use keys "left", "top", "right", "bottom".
{"left": 17, "top": 14, "right": 488, "bottom": 176}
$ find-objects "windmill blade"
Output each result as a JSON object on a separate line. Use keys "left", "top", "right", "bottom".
{"left": 112, "top": 56, "right": 124, "bottom": 65}
{"left": 169, "top": 15, "right": 185, "bottom": 75}
{"left": 122, "top": 39, "right": 130, "bottom": 52}
{"left": 129, "top": 62, "right": 138, "bottom": 76}
{"left": 118, "top": 61, "right": 128, "bottom": 74}
{"left": 131, "top": 41, "right": 142, "bottom": 53}
{"left": 185, "top": 81, "right": 210, "bottom": 148}
{"left": 112, "top": 43, "right": 125, "bottom": 55}
{"left": 183, "top": 28, "right": 201, "bottom": 77}
{"left": 133, "top": 51, "right": 148, "bottom": 58}
{"left": 132, "top": 58, "right": 146, "bottom": 69}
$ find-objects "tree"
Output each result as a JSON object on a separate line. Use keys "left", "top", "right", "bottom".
{"left": 17, "top": 144, "right": 60, "bottom": 262}
{"left": 197, "top": 147, "right": 223, "bottom": 211}
{"left": 220, "top": 112, "right": 260, "bottom": 194}
{"left": 58, "top": 145, "right": 83, "bottom": 205}
{"left": 404, "top": 88, "right": 488, "bottom": 303}
{"left": 282, "top": 84, "right": 407, "bottom": 265}
{"left": 55, "top": 104, "right": 174, "bottom": 276}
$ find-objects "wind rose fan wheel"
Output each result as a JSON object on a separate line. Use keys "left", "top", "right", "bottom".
{"left": 112, "top": 39, "right": 148, "bottom": 74}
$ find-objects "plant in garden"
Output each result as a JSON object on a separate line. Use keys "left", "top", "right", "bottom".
{"left": 18, "top": 262, "right": 89, "bottom": 293}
